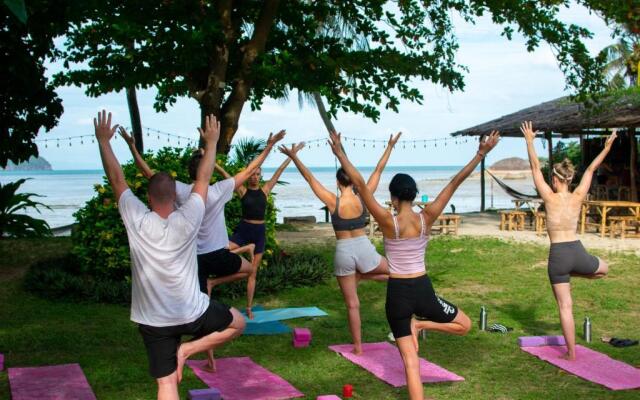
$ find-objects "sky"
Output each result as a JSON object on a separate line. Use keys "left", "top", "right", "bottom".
{"left": 35, "top": 3, "right": 615, "bottom": 170}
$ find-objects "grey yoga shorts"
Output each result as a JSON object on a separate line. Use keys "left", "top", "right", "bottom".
{"left": 548, "top": 240, "right": 600, "bottom": 284}
{"left": 334, "top": 235, "right": 382, "bottom": 276}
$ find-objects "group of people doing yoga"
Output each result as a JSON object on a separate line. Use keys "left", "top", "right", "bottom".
{"left": 95, "top": 107, "right": 617, "bottom": 400}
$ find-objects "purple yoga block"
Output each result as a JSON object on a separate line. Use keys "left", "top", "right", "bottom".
{"left": 544, "top": 336, "right": 566, "bottom": 346}
{"left": 188, "top": 388, "right": 221, "bottom": 400}
{"left": 317, "top": 396, "right": 341, "bottom": 400}
{"left": 293, "top": 327, "right": 311, "bottom": 341}
{"left": 518, "top": 336, "right": 566, "bottom": 347}
{"left": 0, "top": 353, "right": 4, "bottom": 371}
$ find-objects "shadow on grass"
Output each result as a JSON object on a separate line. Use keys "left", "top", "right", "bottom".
{"left": 495, "top": 301, "right": 558, "bottom": 335}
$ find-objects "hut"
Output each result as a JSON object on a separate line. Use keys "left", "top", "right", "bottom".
{"left": 450, "top": 91, "right": 640, "bottom": 210}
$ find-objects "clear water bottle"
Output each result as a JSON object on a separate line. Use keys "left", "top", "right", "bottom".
{"left": 479, "top": 306, "right": 487, "bottom": 331}
{"left": 583, "top": 317, "right": 591, "bottom": 343}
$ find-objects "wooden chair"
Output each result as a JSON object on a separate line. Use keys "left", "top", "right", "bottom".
{"left": 609, "top": 216, "right": 640, "bottom": 239}
{"left": 499, "top": 210, "right": 526, "bottom": 231}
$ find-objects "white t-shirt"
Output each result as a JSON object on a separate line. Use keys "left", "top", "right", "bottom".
{"left": 118, "top": 189, "right": 210, "bottom": 327}
{"left": 175, "top": 178, "right": 235, "bottom": 254}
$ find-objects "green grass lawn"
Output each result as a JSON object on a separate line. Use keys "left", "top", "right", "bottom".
{"left": 1, "top": 236, "right": 639, "bottom": 399}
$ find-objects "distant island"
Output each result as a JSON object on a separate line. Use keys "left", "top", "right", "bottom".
{"left": 3, "top": 156, "right": 52, "bottom": 171}
{"left": 469, "top": 157, "right": 532, "bottom": 180}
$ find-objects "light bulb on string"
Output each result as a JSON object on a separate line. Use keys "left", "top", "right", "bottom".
{"left": 69, "top": 140, "right": 72, "bottom": 147}
{"left": 45, "top": 141, "right": 48, "bottom": 148}
{"left": 413, "top": 141, "right": 416, "bottom": 149}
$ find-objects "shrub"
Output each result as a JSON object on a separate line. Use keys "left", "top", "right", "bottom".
{"left": 0, "top": 178, "right": 51, "bottom": 239}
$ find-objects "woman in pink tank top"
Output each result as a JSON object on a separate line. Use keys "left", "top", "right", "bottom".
{"left": 330, "top": 130, "right": 500, "bottom": 400}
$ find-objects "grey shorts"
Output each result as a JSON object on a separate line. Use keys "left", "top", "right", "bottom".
{"left": 334, "top": 236, "right": 382, "bottom": 276}
{"left": 548, "top": 240, "right": 600, "bottom": 284}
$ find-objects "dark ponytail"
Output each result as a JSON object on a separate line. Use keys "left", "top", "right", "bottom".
{"left": 389, "top": 173, "right": 418, "bottom": 201}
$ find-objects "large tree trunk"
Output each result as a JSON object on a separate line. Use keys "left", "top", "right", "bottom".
{"left": 313, "top": 92, "right": 336, "bottom": 133}
{"left": 126, "top": 86, "right": 143, "bottom": 153}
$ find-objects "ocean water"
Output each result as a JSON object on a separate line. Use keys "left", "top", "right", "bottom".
{"left": 0, "top": 166, "right": 536, "bottom": 228}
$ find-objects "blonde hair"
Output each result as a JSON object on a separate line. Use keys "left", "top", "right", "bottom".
{"left": 552, "top": 158, "right": 575, "bottom": 183}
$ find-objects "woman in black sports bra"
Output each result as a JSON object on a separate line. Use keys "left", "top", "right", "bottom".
{"left": 215, "top": 157, "right": 291, "bottom": 318}
{"left": 279, "top": 133, "right": 400, "bottom": 355}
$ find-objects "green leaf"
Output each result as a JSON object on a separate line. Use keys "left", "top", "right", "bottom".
{"left": 4, "top": 0, "right": 27, "bottom": 23}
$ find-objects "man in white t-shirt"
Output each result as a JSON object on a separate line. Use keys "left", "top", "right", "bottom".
{"left": 120, "top": 127, "right": 286, "bottom": 320}
{"left": 94, "top": 111, "right": 245, "bottom": 400}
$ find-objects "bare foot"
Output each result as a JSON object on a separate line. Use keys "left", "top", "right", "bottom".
{"left": 203, "top": 350, "right": 216, "bottom": 373}
{"left": 351, "top": 345, "right": 363, "bottom": 356}
{"left": 246, "top": 307, "right": 254, "bottom": 320}
{"left": 410, "top": 318, "right": 420, "bottom": 352}
{"left": 561, "top": 352, "right": 576, "bottom": 361}
{"left": 176, "top": 343, "right": 189, "bottom": 383}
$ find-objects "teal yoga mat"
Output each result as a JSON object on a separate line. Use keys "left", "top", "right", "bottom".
{"left": 242, "top": 306, "right": 290, "bottom": 335}
{"left": 246, "top": 307, "right": 328, "bottom": 324}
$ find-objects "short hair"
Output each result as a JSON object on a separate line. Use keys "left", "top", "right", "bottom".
{"left": 336, "top": 167, "right": 352, "bottom": 187}
{"left": 552, "top": 158, "right": 575, "bottom": 183}
{"left": 148, "top": 172, "right": 176, "bottom": 204}
{"left": 389, "top": 173, "right": 418, "bottom": 202}
{"left": 188, "top": 151, "right": 203, "bottom": 181}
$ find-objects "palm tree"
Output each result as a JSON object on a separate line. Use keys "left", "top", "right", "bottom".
{"left": 600, "top": 37, "right": 640, "bottom": 89}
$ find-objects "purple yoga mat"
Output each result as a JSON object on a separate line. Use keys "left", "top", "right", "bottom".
{"left": 521, "top": 345, "right": 640, "bottom": 390}
{"left": 329, "top": 342, "right": 464, "bottom": 387}
{"left": 8, "top": 363, "right": 96, "bottom": 400}
{"left": 187, "top": 357, "right": 304, "bottom": 400}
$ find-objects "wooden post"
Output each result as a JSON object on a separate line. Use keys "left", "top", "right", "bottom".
{"left": 547, "top": 132, "right": 553, "bottom": 183}
{"left": 579, "top": 133, "right": 585, "bottom": 170}
{"left": 480, "top": 156, "right": 486, "bottom": 212}
{"left": 630, "top": 127, "right": 638, "bottom": 202}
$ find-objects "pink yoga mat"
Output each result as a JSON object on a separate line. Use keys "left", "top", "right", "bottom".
{"left": 188, "top": 357, "right": 304, "bottom": 400}
{"left": 8, "top": 363, "right": 96, "bottom": 400}
{"left": 329, "top": 342, "right": 464, "bottom": 387}
{"left": 521, "top": 345, "right": 640, "bottom": 390}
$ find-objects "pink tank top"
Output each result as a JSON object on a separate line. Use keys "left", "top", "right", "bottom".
{"left": 383, "top": 212, "right": 429, "bottom": 275}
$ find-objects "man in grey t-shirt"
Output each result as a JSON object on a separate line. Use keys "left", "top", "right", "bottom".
{"left": 94, "top": 111, "right": 245, "bottom": 400}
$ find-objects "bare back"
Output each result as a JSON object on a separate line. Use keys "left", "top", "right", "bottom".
{"left": 332, "top": 191, "right": 368, "bottom": 239}
{"left": 544, "top": 191, "right": 583, "bottom": 243}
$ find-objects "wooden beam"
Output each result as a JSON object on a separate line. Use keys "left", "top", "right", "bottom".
{"left": 630, "top": 126, "right": 638, "bottom": 202}
{"left": 480, "top": 156, "right": 486, "bottom": 212}
{"left": 547, "top": 132, "right": 553, "bottom": 183}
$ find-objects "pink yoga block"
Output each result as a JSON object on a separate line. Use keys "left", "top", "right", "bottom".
{"left": 293, "top": 327, "right": 311, "bottom": 341}
{"left": 188, "top": 388, "right": 221, "bottom": 400}
{"left": 317, "top": 396, "right": 341, "bottom": 399}
{"left": 293, "top": 338, "right": 310, "bottom": 348}
{"left": 518, "top": 336, "right": 566, "bottom": 347}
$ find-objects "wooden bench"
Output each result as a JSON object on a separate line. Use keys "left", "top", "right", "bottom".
{"left": 608, "top": 216, "right": 640, "bottom": 239}
{"left": 431, "top": 214, "right": 461, "bottom": 235}
{"left": 499, "top": 210, "right": 527, "bottom": 231}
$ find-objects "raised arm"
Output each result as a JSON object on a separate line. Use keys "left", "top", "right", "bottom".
{"left": 328, "top": 131, "right": 393, "bottom": 232}
{"left": 192, "top": 115, "right": 220, "bottom": 202}
{"left": 520, "top": 121, "right": 554, "bottom": 200}
{"left": 279, "top": 143, "right": 336, "bottom": 209}
{"left": 367, "top": 132, "right": 401, "bottom": 193}
{"left": 233, "top": 130, "right": 286, "bottom": 189}
{"left": 423, "top": 131, "right": 500, "bottom": 223}
{"left": 574, "top": 130, "right": 617, "bottom": 198}
{"left": 94, "top": 110, "right": 128, "bottom": 200}
{"left": 119, "top": 127, "right": 154, "bottom": 179}
{"left": 262, "top": 157, "right": 292, "bottom": 195}
{"left": 215, "top": 163, "right": 246, "bottom": 197}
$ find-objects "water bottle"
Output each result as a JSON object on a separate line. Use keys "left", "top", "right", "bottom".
{"left": 583, "top": 317, "right": 591, "bottom": 343}
{"left": 421, "top": 194, "right": 429, "bottom": 203}
{"left": 479, "top": 306, "right": 487, "bottom": 331}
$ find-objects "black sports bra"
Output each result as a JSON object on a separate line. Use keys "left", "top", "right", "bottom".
{"left": 241, "top": 188, "right": 267, "bottom": 220}
{"left": 331, "top": 196, "right": 367, "bottom": 232}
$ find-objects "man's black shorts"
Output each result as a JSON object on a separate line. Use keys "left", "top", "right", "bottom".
{"left": 197, "top": 248, "right": 242, "bottom": 293}
{"left": 138, "top": 299, "right": 233, "bottom": 378}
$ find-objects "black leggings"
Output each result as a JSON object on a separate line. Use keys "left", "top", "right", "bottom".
{"left": 548, "top": 240, "right": 599, "bottom": 284}
{"left": 386, "top": 275, "right": 458, "bottom": 339}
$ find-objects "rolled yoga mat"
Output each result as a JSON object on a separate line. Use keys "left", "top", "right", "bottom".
{"left": 188, "top": 357, "right": 304, "bottom": 400}
{"left": 521, "top": 344, "right": 640, "bottom": 390}
{"left": 329, "top": 342, "right": 464, "bottom": 387}
{"left": 8, "top": 363, "right": 96, "bottom": 400}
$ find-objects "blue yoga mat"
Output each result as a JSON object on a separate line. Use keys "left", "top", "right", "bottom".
{"left": 246, "top": 307, "right": 328, "bottom": 324}
{"left": 242, "top": 306, "right": 291, "bottom": 335}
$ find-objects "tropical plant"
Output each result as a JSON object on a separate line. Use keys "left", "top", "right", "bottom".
{"left": 600, "top": 37, "right": 640, "bottom": 89}
{"left": 56, "top": 0, "right": 619, "bottom": 152}
{"left": 0, "top": 178, "right": 51, "bottom": 239}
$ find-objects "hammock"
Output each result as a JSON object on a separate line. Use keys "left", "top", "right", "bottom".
{"left": 486, "top": 170, "right": 540, "bottom": 201}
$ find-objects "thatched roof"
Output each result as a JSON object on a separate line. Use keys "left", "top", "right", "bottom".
{"left": 450, "top": 91, "right": 640, "bottom": 138}
{"left": 489, "top": 157, "right": 529, "bottom": 171}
